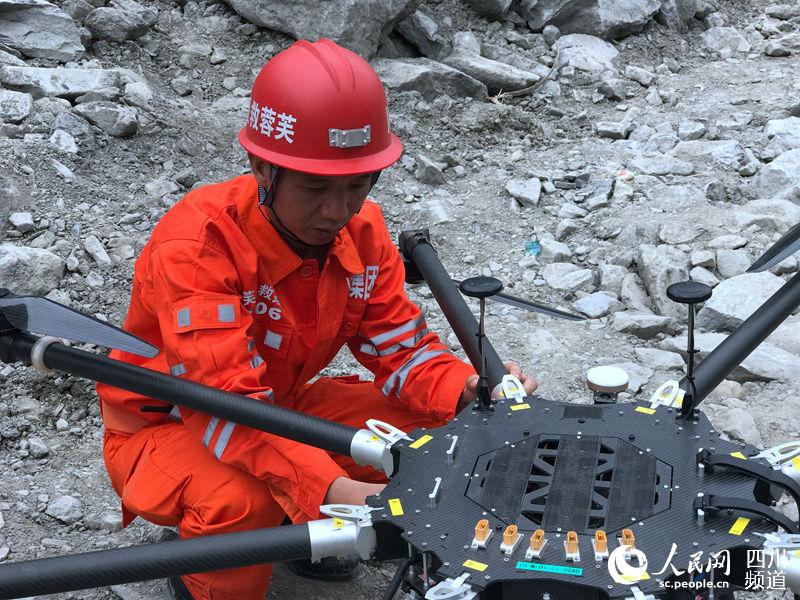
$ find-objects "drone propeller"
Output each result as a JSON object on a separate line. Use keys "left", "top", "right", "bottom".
{"left": 450, "top": 279, "right": 585, "bottom": 321}
{"left": 748, "top": 222, "right": 800, "bottom": 273}
{"left": 0, "top": 288, "right": 159, "bottom": 358}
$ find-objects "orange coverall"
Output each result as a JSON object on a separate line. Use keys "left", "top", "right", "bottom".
{"left": 96, "top": 174, "right": 475, "bottom": 599}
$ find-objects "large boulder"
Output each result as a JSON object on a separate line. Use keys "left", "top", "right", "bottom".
{"left": 669, "top": 140, "right": 745, "bottom": 170}
{"left": 656, "top": 0, "right": 705, "bottom": 30}
{"left": 84, "top": 0, "right": 157, "bottom": 42}
{"left": 696, "top": 272, "right": 785, "bottom": 332}
{"left": 0, "top": 89, "right": 32, "bottom": 123}
{"left": 636, "top": 244, "right": 689, "bottom": 318}
{"left": 0, "top": 244, "right": 64, "bottom": 295}
{"left": 462, "top": 0, "right": 513, "bottom": 20}
{"left": 701, "top": 26, "right": 751, "bottom": 53}
{"left": 661, "top": 333, "right": 800, "bottom": 383}
{"left": 0, "top": 0, "right": 85, "bottom": 62}
{"left": 373, "top": 58, "right": 488, "bottom": 100}
{"left": 554, "top": 33, "right": 618, "bottom": 72}
{"left": 697, "top": 271, "right": 783, "bottom": 331}
{"left": 73, "top": 101, "right": 138, "bottom": 137}
{"left": 396, "top": 8, "right": 450, "bottom": 59}
{"left": 221, "top": 0, "right": 417, "bottom": 58}
{"left": 519, "top": 0, "right": 660, "bottom": 39}
{"left": 750, "top": 149, "right": 800, "bottom": 200}
{"left": 443, "top": 50, "right": 540, "bottom": 93}
{"left": 734, "top": 198, "right": 800, "bottom": 231}
{"left": 0, "top": 66, "right": 142, "bottom": 100}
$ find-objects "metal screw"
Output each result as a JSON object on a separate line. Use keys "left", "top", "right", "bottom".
{"left": 426, "top": 524, "right": 431, "bottom": 528}
{"left": 444, "top": 562, "right": 450, "bottom": 566}
{"left": 422, "top": 542, "right": 428, "bottom": 547}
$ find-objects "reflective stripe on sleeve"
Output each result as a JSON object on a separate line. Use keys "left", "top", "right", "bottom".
{"left": 203, "top": 417, "right": 219, "bottom": 448}
{"left": 368, "top": 315, "right": 426, "bottom": 347}
{"left": 360, "top": 327, "right": 430, "bottom": 357}
{"left": 214, "top": 421, "right": 236, "bottom": 459}
{"left": 381, "top": 344, "right": 447, "bottom": 397}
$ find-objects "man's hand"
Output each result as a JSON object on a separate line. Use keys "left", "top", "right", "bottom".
{"left": 324, "top": 476, "right": 385, "bottom": 505}
{"left": 457, "top": 361, "right": 538, "bottom": 412}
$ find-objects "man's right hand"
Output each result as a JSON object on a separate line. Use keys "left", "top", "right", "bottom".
{"left": 324, "top": 476, "right": 385, "bottom": 505}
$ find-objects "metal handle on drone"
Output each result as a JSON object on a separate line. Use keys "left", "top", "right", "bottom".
{"left": 0, "top": 506, "right": 378, "bottom": 599}
{"left": 693, "top": 494, "right": 800, "bottom": 534}
{"left": 697, "top": 450, "right": 800, "bottom": 524}
{"left": 398, "top": 229, "right": 506, "bottom": 391}
{"left": 460, "top": 276, "right": 504, "bottom": 410}
{"left": 680, "top": 271, "right": 800, "bottom": 415}
{"left": 0, "top": 331, "right": 400, "bottom": 473}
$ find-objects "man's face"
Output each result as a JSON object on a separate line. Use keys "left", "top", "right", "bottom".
{"left": 250, "top": 156, "right": 373, "bottom": 245}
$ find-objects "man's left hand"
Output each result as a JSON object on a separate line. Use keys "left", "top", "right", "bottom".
{"left": 456, "top": 361, "right": 538, "bottom": 412}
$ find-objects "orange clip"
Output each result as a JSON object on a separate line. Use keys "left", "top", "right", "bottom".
{"left": 474, "top": 519, "right": 490, "bottom": 543}
{"left": 530, "top": 529, "right": 546, "bottom": 551}
{"left": 594, "top": 530, "right": 608, "bottom": 554}
{"left": 503, "top": 525, "right": 519, "bottom": 547}
{"left": 566, "top": 531, "right": 579, "bottom": 555}
{"left": 621, "top": 528, "right": 635, "bottom": 549}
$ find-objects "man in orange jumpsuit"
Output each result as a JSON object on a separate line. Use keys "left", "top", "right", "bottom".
{"left": 96, "top": 39, "right": 537, "bottom": 600}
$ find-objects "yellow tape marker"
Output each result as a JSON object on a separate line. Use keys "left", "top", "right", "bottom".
{"left": 369, "top": 435, "right": 379, "bottom": 442}
{"left": 389, "top": 498, "right": 404, "bottom": 517}
{"left": 333, "top": 518, "right": 344, "bottom": 530}
{"left": 729, "top": 517, "right": 750, "bottom": 535}
{"left": 409, "top": 435, "right": 433, "bottom": 449}
{"left": 635, "top": 406, "right": 656, "bottom": 415}
{"left": 792, "top": 456, "right": 800, "bottom": 468}
{"left": 463, "top": 559, "right": 488, "bottom": 572}
{"left": 730, "top": 452, "right": 747, "bottom": 460}
{"left": 510, "top": 403, "right": 531, "bottom": 411}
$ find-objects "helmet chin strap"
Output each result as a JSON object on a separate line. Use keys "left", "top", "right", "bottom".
{"left": 256, "top": 166, "right": 382, "bottom": 249}
{"left": 257, "top": 167, "right": 327, "bottom": 248}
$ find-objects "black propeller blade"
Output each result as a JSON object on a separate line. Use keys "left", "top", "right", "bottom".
{"left": 0, "top": 288, "right": 159, "bottom": 358}
{"left": 450, "top": 279, "right": 585, "bottom": 321}
{"left": 748, "top": 222, "right": 800, "bottom": 273}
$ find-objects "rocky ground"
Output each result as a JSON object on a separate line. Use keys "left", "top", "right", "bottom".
{"left": 1, "top": 0, "right": 800, "bottom": 598}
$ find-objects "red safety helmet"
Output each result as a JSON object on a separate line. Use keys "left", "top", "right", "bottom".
{"left": 239, "top": 39, "right": 403, "bottom": 176}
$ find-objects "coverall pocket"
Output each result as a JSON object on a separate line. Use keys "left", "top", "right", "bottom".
{"left": 120, "top": 431, "right": 191, "bottom": 527}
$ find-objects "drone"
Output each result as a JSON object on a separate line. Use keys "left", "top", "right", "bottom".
{"left": 0, "top": 226, "right": 799, "bottom": 600}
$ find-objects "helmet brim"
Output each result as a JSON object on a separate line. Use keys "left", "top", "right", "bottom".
{"left": 239, "top": 129, "right": 403, "bottom": 176}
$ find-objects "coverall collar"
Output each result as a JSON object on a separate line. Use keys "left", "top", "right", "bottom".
{"left": 237, "top": 176, "right": 364, "bottom": 283}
